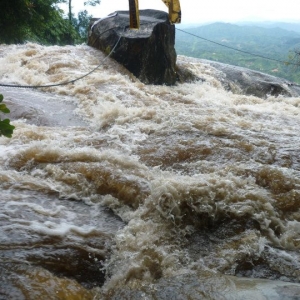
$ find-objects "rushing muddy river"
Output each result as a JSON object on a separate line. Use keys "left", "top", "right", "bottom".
{"left": 0, "top": 43, "right": 300, "bottom": 299}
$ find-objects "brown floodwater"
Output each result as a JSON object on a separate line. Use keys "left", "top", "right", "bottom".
{"left": 0, "top": 43, "right": 300, "bottom": 299}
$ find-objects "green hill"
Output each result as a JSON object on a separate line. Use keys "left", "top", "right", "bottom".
{"left": 175, "top": 22, "right": 300, "bottom": 84}
{"left": 236, "top": 21, "right": 300, "bottom": 33}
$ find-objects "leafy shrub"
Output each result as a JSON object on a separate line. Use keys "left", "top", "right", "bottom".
{"left": 0, "top": 94, "right": 15, "bottom": 138}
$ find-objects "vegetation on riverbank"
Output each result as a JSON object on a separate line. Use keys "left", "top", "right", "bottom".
{"left": 0, "top": 0, "right": 100, "bottom": 45}
{"left": 0, "top": 94, "right": 14, "bottom": 138}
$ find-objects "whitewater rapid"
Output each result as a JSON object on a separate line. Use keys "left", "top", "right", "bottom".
{"left": 0, "top": 43, "right": 300, "bottom": 299}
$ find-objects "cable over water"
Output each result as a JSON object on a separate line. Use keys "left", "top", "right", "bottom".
{"left": 176, "top": 28, "right": 298, "bottom": 66}
{"left": 1, "top": 24, "right": 298, "bottom": 90}
{"left": 0, "top": 27, "right": 124, "bottom": 89}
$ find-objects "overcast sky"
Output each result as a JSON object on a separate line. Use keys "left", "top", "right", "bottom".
{"left": 66, "top": 0, "right": 300, "bottom": 24}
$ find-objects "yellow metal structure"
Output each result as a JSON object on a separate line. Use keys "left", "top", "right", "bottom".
{"left": 128, "top": 0, "right": 140, "bottom": 29}
{"left": 161, "top": 0, "right": 181, "bottom": 24}
{"left": 128, "top": 0, "right": 181, "bottom": 29}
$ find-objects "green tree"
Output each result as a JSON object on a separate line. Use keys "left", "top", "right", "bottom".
{"left": 68, "top": 0, "right": 73, "bottom": 23}
{"left": 0, "top": 0, "right": 32, "bottom": 43}
{"left": 0, "top": 0, "right": 78, "bottom": 44}
{"left": 74, "top": 10, "right": 92, "bottom": 41}
{"left": 84, "top": 0, "right": 100, "bottom": 6}
{"left": 66, "top": 0, "right": 101, "bottom": 17}
{"left": 0, "top": 0, "right": 101, "bottom": 44}
{"left": 0, "top": 94, "right": 15, "bottom": 138}
{"left": 66, "top": 0, "right": 101, "bottom": 42}
{"left": 288, "top": 49, "right": 300, "bottom": 66}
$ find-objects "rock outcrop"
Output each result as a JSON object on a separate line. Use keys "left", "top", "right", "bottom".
{"left": 88, "top": 10, "right": 177, "bottom": 85}
{"left": 200, "top": 59, "right": 300, "bottom": 98}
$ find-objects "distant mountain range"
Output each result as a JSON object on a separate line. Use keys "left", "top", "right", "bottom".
{"left": 235, "top": 21, "right": 300, "bottom": 33}
{"left": 175, "top": 22, "right": 300, "bottom": 84}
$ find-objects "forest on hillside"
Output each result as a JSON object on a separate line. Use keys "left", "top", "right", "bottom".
{"left": 0, "top": 0, "right": 100, "bottom": 45}
{"left": 175, "top": 22, "right": 300, "bottom": 84}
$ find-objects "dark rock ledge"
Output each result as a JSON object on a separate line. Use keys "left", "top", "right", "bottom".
{"left": 88, "top": 9, "right": 178, "bottom": 85}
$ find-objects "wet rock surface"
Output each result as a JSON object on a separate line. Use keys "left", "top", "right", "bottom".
{"left": 200, "top": 59, "right": 300, "bottom": 98}
{"left": 0, "top": 190, "right": 125, "bottom": 298}
{"left": 2, "top": 88, "right": 87, "bottom": 127}
{"left": 103, "top": 273, "right": 300, "bottom": 300}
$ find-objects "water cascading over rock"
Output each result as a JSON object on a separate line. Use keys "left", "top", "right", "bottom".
{"left": 88, "top": 9, "right": 178, "bottom": 85}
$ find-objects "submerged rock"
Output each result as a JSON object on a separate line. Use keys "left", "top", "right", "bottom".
{"left": 88, "top": 10, "right": 178, "bottom": 85}
{"left": 1, "top": 88, "right": 87, "bottom": 127}
{"left": 102, "top": 273, "right": 300, "bottom": 300}
{"left": 200, "top": 59, "right": 300, "bottom": 98}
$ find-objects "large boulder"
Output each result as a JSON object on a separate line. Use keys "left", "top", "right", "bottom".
{"left": 88, "top": 10, "right": 177, "bottom": 85}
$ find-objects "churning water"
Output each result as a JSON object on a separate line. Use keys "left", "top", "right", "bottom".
{"left": 0, "top": 43, "right": 300, "bottom": 299}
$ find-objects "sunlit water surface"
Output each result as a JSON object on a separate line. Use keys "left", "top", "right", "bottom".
{"left": 0, "top": 43, "right": 300, "bottom": 299}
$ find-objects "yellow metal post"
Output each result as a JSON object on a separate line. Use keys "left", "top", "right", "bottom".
{"left": 128, "top": 0, "right": 181, "bottom": 29}
{"left": 128, "top": 0, "right": 140, "bottom": 29}
{"left": 161, "top": 0, "right": 181, "bottom": 24}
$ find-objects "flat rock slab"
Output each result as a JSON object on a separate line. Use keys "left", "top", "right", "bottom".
{"left": 1, "top": 88, "right": 87, "bottom": 127}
